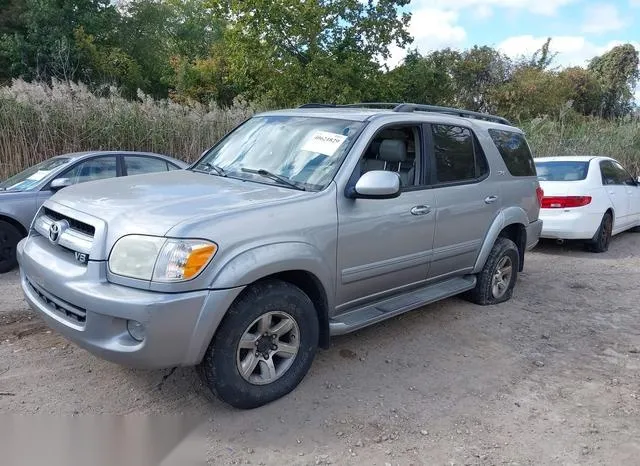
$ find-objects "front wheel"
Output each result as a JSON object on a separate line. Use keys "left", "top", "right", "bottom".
{"left": 465, "top": 237, "right": 520, "bottom": 305}
{"left": 198, "top": 279, "right": 319, "bottom": 409}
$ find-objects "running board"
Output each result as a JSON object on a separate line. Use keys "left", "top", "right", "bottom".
{"left": 329, "top": 275, "right": 477, "bottom": 336}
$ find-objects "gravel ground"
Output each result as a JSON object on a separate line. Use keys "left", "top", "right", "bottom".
{"left": 1, "top": 235, "right": 640, "bottom": 465}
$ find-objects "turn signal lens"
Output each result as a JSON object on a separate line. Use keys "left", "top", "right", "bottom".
{"left": 153, "top": 240, "right": 218, "bottom": 282}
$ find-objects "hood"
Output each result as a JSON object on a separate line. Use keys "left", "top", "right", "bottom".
{"left": 49, "top": 170, "right": 307, "bottom": 236}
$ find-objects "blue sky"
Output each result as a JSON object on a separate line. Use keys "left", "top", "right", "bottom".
{"left": 390, "top": 0, "right": 640, "bottom": 73}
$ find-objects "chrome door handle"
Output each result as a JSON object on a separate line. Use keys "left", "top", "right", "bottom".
{"left": 484, "top": 195, "right": 499, "bottom": 204}
{"left": 410, "top": 205, "right": 431, "bottom": 216}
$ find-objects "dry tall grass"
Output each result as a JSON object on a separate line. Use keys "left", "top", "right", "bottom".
{"left": 0, "top": 79, "right": 255, "bottom": 179}
{"left": 1, "top": 80, "right": 639, "bottom": 179}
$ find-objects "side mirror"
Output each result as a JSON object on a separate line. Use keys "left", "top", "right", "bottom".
{"left": 351, "top": 171, "right": 401, "bottom": 199}
{"left": 50, "top": 178, "right": 71, "bottom": 191}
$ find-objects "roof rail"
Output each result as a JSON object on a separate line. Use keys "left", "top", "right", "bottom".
{"left": 392, "top": 103, "right": 512, "bottom": 126}
{"left": 298, "top": 102, "right": 512, "bottom": 126}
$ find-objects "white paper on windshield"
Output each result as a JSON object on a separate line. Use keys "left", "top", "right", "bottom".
{"left": 301, "top": 131, "right": 348, "bottom": 157}
{"left": 26, "top": 170, "right": 50, "bottom": 182}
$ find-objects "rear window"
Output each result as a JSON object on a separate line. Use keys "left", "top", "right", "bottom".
{"left": 488, "top": 129, "right": 536, "bottom": 176}
{"left": 535, "top": 161, "right": 589, "bottom": 181}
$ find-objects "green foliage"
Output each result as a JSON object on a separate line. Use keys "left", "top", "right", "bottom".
{"left": 588, "top": 44, "right": 640, "bottom": 118}
{"left": 207, "top": 0, "right": 412, "bottom": 106}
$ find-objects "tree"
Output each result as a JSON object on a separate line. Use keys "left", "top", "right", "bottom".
{"left": 589, "top": 44, "right": 640, "bottom": 118}
{"left": 206, "top": 0, "right": 412, "bottom": 106}
{"left": 451, "top": 46, "right": 512, "bottom": 112}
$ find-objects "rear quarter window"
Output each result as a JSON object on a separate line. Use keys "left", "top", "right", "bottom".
{"left": 488, "top": 129, "right": 536, "bottom": 177}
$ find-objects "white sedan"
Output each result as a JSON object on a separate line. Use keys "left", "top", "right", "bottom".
{"left": 534, "top": 156, "right": 640, "bottom": 252}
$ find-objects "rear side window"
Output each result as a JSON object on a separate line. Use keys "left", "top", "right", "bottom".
{"left": 432, "top": 125, "right": 488, "bottom": 183}
{"left": 535, "top": 161, "right": 589, "bottom": 181}
{"left": 488, "top": 129, "right": 536, "bottom": 176}
{"left": 125, "top": 156, "right": 170, "bottom": 176}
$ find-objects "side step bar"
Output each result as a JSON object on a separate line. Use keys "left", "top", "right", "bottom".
{"left": 329, "top": 275, "right": 477, "bottom": 336}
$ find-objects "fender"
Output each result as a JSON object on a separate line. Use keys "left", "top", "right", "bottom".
{"left": 472, "top": 206, "right": 529, "bottom": 274}
{"left": 209, "top": 241, "right": 336, "bottom": 311}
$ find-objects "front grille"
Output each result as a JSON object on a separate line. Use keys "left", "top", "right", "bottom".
{"left": 43, "top": 207, "right": 95, "bottom": 237}
{"left": 27, "top": 278, "right": 87, "bottom": 325}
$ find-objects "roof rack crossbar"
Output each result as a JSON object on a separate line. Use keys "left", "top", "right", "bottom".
{"left": 393, "top": 103, "right": 511, "bottom": 125}
{"left": 297, "top": 102, "right": 512, "bottom": 126}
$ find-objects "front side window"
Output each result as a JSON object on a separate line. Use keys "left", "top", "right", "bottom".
{"left": 432, "top": 125, "right": 476, "bottom": 183}
{"left": 193, "top": 115, "right": 364, "bottom": 191}
{"left": 0, "top": 158, "right": 71, "bottom": 192}
{"left": 63, "top": 156, "right": 118, "bottom": 185}
{"left": 360, "top": 125, "right": 420, "bottom": 188}
{"left": 488, "top": 129, "right": 536, "bottom": 177}
{"left": 613, "top": 161, "right": 636, "bottom": 186}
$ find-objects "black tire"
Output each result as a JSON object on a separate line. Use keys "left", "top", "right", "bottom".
{"left": 198, "top": 279, "right": 319, "bottom": 409}
{"left": 465, "top": 237, "right": 520, "bottom": 305}
{"left": 0, "top": 220, "right": 21, "bottom": 274}
{"left": 586, "top": 212, "right": 613, "bottom": 253}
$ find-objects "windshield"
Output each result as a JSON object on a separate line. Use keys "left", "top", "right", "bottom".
{"left": 0, "top": 157, "right": 71, "bottom": 192}
{"left": 535, "top": 161, "right": 590, "bottom": 181}
{"left": 192, "top": 115, "right": 364, "bottom": 190}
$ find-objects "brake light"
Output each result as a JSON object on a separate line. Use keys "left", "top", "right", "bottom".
{"left": 536, "top": 187, "right": 544, "bottom": 207}
{"left": 541, "top": 196, "right": 592, "bottom": 209}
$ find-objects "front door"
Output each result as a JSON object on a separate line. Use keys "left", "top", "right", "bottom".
{"left": 336, "top": 124, "right": 435, "bottom": 310}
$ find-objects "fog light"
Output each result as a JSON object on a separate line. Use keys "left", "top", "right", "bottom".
{"left": 127, "top": 320, "right": 146, "bottom": 342}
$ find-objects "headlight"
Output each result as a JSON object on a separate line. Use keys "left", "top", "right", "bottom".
{"left": 109, "top": 235, "right": 217, "bottom": 282}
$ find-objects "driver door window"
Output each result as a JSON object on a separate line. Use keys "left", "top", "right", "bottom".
{"left": 360, "top": 126, "right": 421, "bottom": 188}
{"left": 63, "top": 156, "right": 118, "bottom": 185}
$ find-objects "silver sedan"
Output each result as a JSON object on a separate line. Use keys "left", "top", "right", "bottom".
{"left": 0, "top": 150, "right": 187, "bottom": 273}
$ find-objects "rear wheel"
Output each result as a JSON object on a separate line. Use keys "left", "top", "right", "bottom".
{"left": 586, "top": 212, "right": 613, "bottom": 253}
{"left": 0, "top": 220, "right": 21, "bottom": 274}
{"left": 198, "top": 279, "right": 319, "bottom": 409}
{"left": 465, "top": 237, "right": 520, "bottom": 305}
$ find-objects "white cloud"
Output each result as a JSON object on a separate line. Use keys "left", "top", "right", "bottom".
{"left": 631, "top": 0, "right": 640, "bottom": 7}
{"left": 498, "top": 35, "right": 640, "bottom": 68}
{"left": 418, "top": 0, "right": 578, "bottom": 16}
{"left": 581, "top": 4, "right": 627, "bottom": 34}
{"left": 387, "top": 8, "right": 466, "bottom": 68}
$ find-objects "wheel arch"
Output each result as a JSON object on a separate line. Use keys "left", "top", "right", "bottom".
{"left": 0, "top": 214, "right": 28, "bottom": 238}
{"left": 473, "top": 207, "right": 529, "bottom": 274}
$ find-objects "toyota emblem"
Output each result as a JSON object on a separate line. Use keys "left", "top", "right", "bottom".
{"left": 48, "top": 220, "right": 68, "bottom": 243}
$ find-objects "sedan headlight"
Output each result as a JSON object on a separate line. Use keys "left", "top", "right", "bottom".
{"left": 109, "top": 235, "right": 217, "bottom": 282}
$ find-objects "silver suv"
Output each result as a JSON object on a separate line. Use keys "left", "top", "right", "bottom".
{"left": 17, "top": 103, "right": 543, "bottom": 409}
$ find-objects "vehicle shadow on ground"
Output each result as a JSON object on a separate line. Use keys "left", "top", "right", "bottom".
{"left": 533, "top": 232, "right": 640, "bottom": 259}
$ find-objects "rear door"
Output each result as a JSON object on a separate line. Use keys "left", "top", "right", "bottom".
{"left": 600, "top": 160, "right": 630, "bottom": 230}
{"left": 614, "top": 160, "right": 640, "bottom": 226}
{"left": 427, "top": 123, "right": 499, "bottom": 280}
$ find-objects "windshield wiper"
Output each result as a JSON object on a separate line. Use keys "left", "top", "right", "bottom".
{"left": 193, "top": 162, "right": 226, "bottom": 177}
{"left": 241, "top": 168, "right": 306, "bottom": 191}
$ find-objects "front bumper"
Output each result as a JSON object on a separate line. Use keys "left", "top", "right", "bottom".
{"left": 17, "top": 236, "right": 244, "bottom": 369}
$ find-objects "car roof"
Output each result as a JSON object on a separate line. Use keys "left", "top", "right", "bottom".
{"left": 255, "top": 108, "right": 522, "bottom": 132}
{"left": 53, "top": 151, "right": 187, "bottom": 166}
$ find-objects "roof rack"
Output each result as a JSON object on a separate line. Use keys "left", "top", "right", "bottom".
{"left": 298, "top": 102, "right": 512, "bottom": 126}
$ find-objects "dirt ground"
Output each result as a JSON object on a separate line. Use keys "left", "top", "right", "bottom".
{"left": 1, "top": 234, "right": 640, "bottom": 465}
